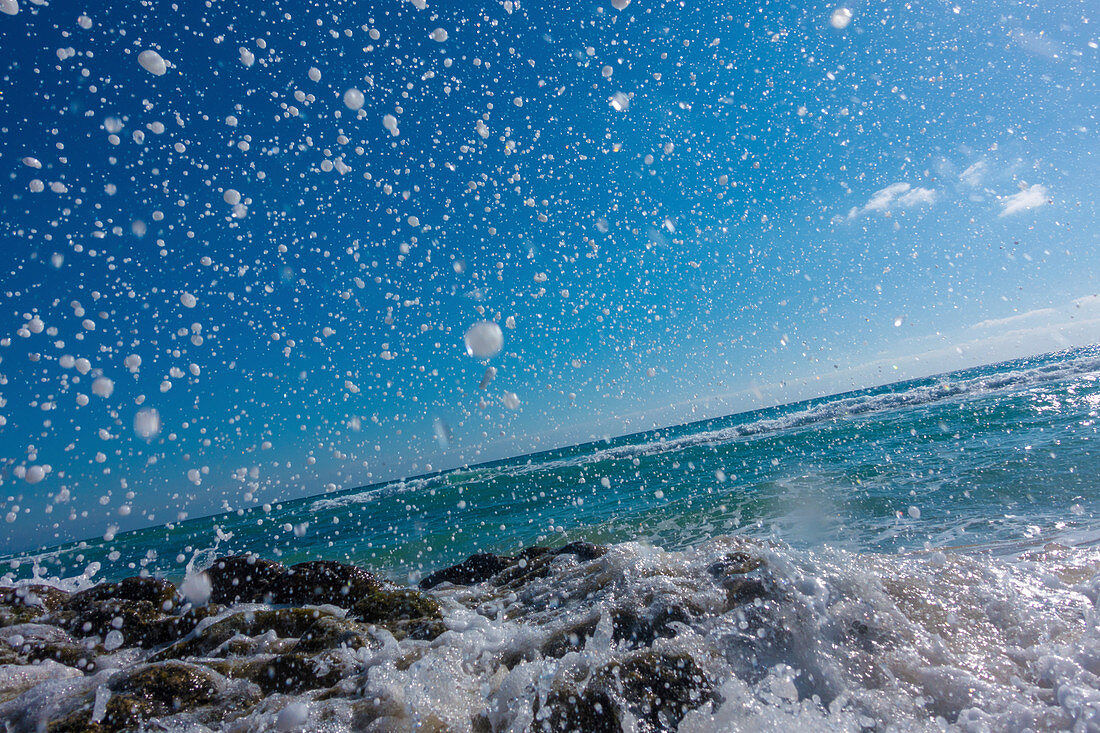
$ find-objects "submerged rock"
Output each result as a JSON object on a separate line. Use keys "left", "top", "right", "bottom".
{"left": 150, "top": 607, "right": 339, "bottom": 661}
{"left": 536, "top": 651, "right": 714, "bottom": 733}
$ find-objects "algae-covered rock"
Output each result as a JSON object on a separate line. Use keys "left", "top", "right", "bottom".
{"left": 351, "top": 587, "right": 445, "bottom": 641}
{"left": 272, "top": 560, "right": 382, "bottom": 607}
{"left": 216, "top": 652, "right": 341, "bottom": 694}
{"left": 54, "top": 576, "right": 182, "bottom": 649}
{"left": 109, "top": 660, "right": 221, "bottom": 711}
{"left": 47, "top": 661, "right": 222, "bottom": 732}
{"left": 0, "top": 585, "right": 70, "bottom": 628}
{"left": 67, "top": 576, "right": 178, "bottom": 611}
{"left": 294, "top": 614, "right": 378, "bottom": 652}
{"left": 205, "top": 554, "right": 287, "bottom": 605}
{"left": 1, "top": 584, "right": 70, "bottom": 613}
{"left": 150, "top": 607, "right": 338, "bottom": 661}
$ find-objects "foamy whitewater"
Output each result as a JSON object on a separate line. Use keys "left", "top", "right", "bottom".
{"left": 2, "top": 347, "right": 1100, "bottom": 731}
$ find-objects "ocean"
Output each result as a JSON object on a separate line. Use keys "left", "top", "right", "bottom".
{"left": 3, "top": 346, "right": 1100, "bottom": 730}
{"left": 6, "top": 346, "right": 1100, "bottom": 584}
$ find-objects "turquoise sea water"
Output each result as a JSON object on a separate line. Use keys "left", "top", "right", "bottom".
{"left": 5, "top": 346, "right": 1100, "bottom": 586}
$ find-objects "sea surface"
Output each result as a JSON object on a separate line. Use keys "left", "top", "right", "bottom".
{"left": 4, "top": 347, "right": 1100, "bottom": 731}
{"left": 5, "top": 346, "right": 1100, "bottom": 585}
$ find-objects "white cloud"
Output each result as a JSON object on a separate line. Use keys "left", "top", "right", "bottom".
{"left": 999, "top": 183, "right": 1049, "bottom": 216}
{"left": 846, "top": 182, "right": 936, "bottom": 220}
{"left": 959, "top": 161, "right": 987, "bottom": 187}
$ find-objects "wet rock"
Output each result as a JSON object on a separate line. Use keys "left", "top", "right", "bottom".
{"left": 0, "top": 585, "right": 70, "bottom": 628}
{"left": 707, "top": 551, "right": 763, "bottom": 577}
{"left": 51, "top": 577, "right": 184, "bottom": 649}
{"left": 45, "top": 661, "right": 224, "bottom": 730}
{"left": 352, "top": 587, "right": 445, "bottom": 641}
{"left": 535, "top": 651, "right": 712, "bottom": 733}
{"left": 150, "top": 607, "right": 338, "bottom": 661}
{"left": 708, "top": 551, "right": 769, "bottom": 606}
{"left": 68, "top": 576, "right": 178, "bottom": 611}
{"left": 422, "top": 542, "right": 608, "bottom": 590}
{"left": 216, "top": 652, "right": 341, "bottom": 694}
{"left": 205, "top": 555, "right": 287, "bottom": 605}
{"left": 539, "top": 617, "right": 600, "bottom": 659}
{"left": 147, "top": 602, "right": 225, "bottom": 644}
{"left": 272, "top": 560, "right": 382, "bottom": 607}
{"left": 294, "top": 614, "right": 378, "bottom": 652}
{"left": 109, "top": 660, "right": 221, "bottom": 708}
{"left": 536, "top": 686, "right": 620, "bottom": 733}
{"left": 419, "top": 553, "right": 515, "bottom": 589}
{"left": 555, "top": 541, "right": 607, "bottom": 562}
{"left": 1, "top": 584, "right": 70, "bottom": 613}
{"left": 611, "top": 604, "right": 692, "bottom": 648}
{"left": 52, "top": 598, "right": 170, "bottom": 649}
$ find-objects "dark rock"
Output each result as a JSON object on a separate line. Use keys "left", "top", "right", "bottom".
{"left": 150, "top": 607, "right": 337, "bottom": 661}
{"left": 294, "top": 615, "right": 378, "bottom": 652}
{"left": 218, "top": 653, "right": 341, "bottom": 694}
{"left": 67, "top": 576, "right": 178, "bottom": 610}
{"left": 596, "top": 651, "right": 714, "bottom": 731}
{"left": 535, "top": 651, "right": 713, "bottom": 733}
{"left": 272, "top": 560, "right": 382, "bottom": 607}
{"left": 536, "top": 686, "right": 620, "bottom": 733}
{"left": 147, "top": 603, "right": 225, "bottom": 644}
{"left": 419, "top": 553, "right": 516, "bottom": 590}
{"left": 0, "top": 584, "right": 70, "bottom": 613}
{"left": 554, "top": 541, "right": 607, "bottom": 562}
{"left": 352, "top": 587, "right": 445, "bottom": 641}
{"left": 707, "top": 551, "right": 763, "bottom": 578}
{"left": 205, "top": 555, "right": 287, "bottom": 605}
{"left": 52, "top": 598, "right": 171, "bottom": 649}
{"left": 539, "top": 617, "right": 600, "bottom": 658}
{"left": 611, "top": 604, "right": 692, "bottom": 648}
{"left": 422, "top": 543, "right": 607, "bottom": 591}
{"left": 708, "top": 551, "right": 769, "bottom": 607}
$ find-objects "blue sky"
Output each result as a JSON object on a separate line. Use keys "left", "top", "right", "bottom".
{"left": 0, "top": 0, "right": 1097, "bottom": 551}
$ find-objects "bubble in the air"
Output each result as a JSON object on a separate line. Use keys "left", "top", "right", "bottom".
{"left": 829, "top": 7, "right": 853, "bottom": 29}
{"left": 134, "top": 408, "right": 162, "bottom": 440}
{"left": 21, "top": 156, "right": 41, "bottom": 168}
{"left": 430, "top": 28, "right": 449, "bottom": 42}
{"left": 92, "top": 377, "right": 115, "bottom": 398}
{"left": 501, "top": 391, "right": 521, "bottom": 410}
{"left": 0, "top": 0, "right": 18, "bottom": 16}
{"left": 137, "top": 49, "right": 168, "bottom": 76}
{"left": 478, "top": 366, "right": 497, "bottom": 390}
{"left": 464, "top": 321, "right": 503, "bottom": 359}
{"left": 181, "top": 292, "right": 197, "bottom": 308}
{"left": 223, "top": 189, "right": 241, "bottom": 205}
{"left": 610, "top": 0, "right": 631, "bottom": 10}
{"left": 343, "top": 88, "right": 365, "bottom": 110}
